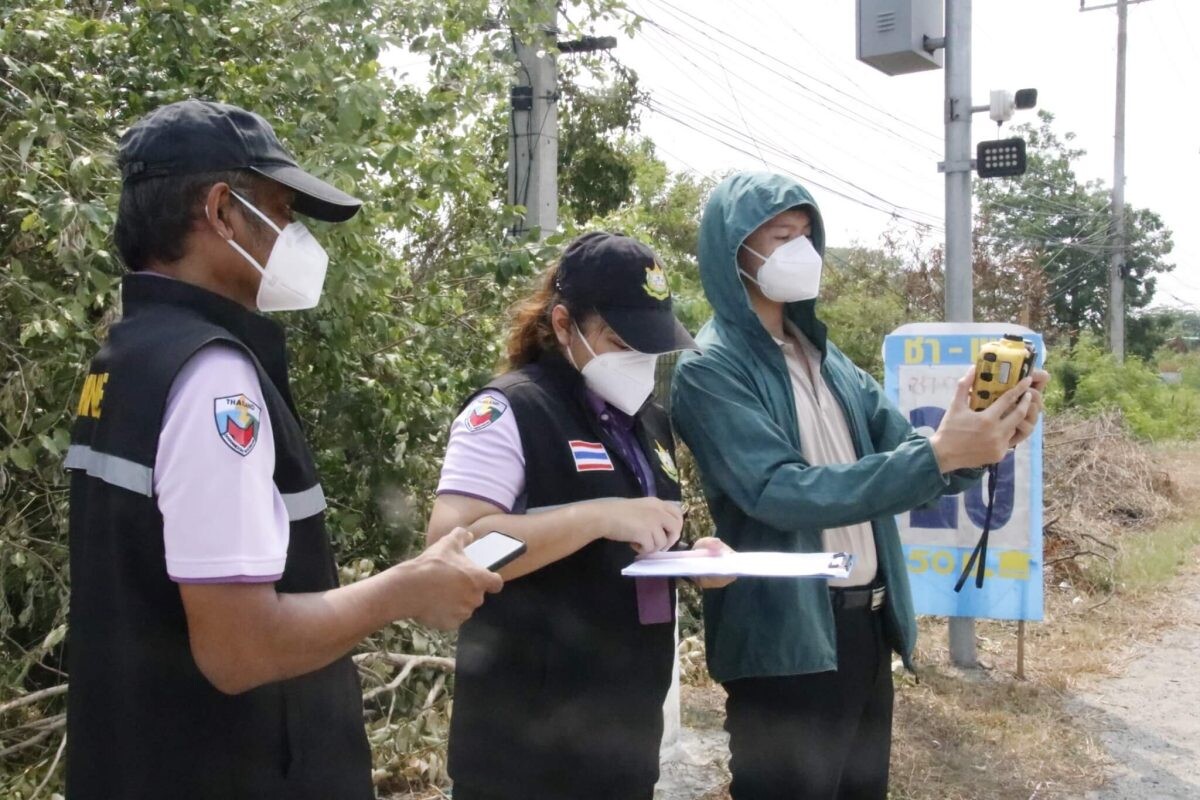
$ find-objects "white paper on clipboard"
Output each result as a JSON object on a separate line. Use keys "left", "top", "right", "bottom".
{"left": 621, "top": 551, "right": 855, "bottom": 579}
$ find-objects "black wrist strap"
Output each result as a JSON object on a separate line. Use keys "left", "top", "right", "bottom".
{"left": 955, "top": 462, "right": 999, "bottom": 592}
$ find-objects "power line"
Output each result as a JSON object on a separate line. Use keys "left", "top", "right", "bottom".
{"left": 1166, "top": 0, "right": 1200, "bottom": 73}
{"left": 641, "top": 89, "right": 943, "bottom": 223}
{"left": 630, "top": 23, "right": 944, "bottom": 198}
{"left": 639, "top": 94, "right": 943, "bottom": 231}
{"left": 756, "top": 0, "right": 879, "bottom": 99}
{"left": 605, "top": 34, "right": 945, "bottom": 229}
{"left": 715, "top": 49, "right": 768, "bottom": 168}
{"left": 1145, "top": 1, "right": 1194, "bottom": 88}
{"left": 631, "top": 0, "right": 943, "bottom": 158}
{"left": 646, "top": 92, "right": 943, "bottom": 226}
{"left": 641, "top": 0, "right": 943, "bottom": 150}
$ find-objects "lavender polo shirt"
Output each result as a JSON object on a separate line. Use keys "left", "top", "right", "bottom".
{"left": 154, "top": 344, "right": 289, "bottom": 584}
{"left": 437, "top": 389, "right": 673, "bottom": 624}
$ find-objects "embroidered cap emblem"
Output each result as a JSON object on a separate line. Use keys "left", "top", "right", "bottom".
{"left": 643, "top": 264, "right": 670, "bottom": 301}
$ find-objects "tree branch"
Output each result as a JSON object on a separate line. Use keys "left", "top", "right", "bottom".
{"left": 0, "top": 684, "right": 68, "bottom": 716}
{"left": 1045, "top": 549, "right": 1110, "bottom": 567}
{"left": 30, "top": 731, "right": 67, "bottom": 800}
{"left": 356, "top": 653, "right": 456, "bottom": 705}
{"left": 0, "top": 727, "right": 54, "bottom": 759}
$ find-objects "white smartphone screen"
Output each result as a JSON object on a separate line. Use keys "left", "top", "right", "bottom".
{"left": 463, "top": 531, "right": 526, "bottom": 571}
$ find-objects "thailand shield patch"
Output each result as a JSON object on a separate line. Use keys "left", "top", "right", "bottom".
{"left": 465, "top": 395, "right": 509, "bottom": 432}
{"left": 214, "top": 394, "right": 261, "bottom": 456}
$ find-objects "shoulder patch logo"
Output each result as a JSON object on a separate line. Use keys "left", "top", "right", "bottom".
{"left": 214, "top": 394, "right": 261, "bottom": 457}
{"left": 654, "top": 441, "right": 679, "bottom": 483}
{"left": 644, "top": 264, "right": 671, "bottom": 301}
{"left": 465, "top": 395, "right": 509, "bottom": 432}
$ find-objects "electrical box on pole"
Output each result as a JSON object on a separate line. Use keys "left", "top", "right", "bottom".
{"left": 856, "top": 0, "right": 944, "bottom": 75}
{"left": 507, "top": 8, "right": 559, "bottom": 239}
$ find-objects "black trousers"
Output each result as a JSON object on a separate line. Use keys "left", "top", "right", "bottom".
{"left": 723, "top": 601, "right": 894, "bottom": 800}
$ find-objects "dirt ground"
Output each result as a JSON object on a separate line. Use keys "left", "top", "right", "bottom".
{"left": 398, "top": 446, "right": 1200, "bottom": 800}
{"left": 653, "top": 446, "right": 1200, "bottom": 800}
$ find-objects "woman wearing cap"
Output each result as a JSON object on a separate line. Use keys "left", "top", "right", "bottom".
{"left": 426, "top": 232, "right": 730, "bottom": 800}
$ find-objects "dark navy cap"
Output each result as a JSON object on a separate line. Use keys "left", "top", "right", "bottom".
{"left": 117, "top": 99, "right": 361, "bottom": 223}
{"left": 556, "top": 231, "right": 698, "bottom": 355}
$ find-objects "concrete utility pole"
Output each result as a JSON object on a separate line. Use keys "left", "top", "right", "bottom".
{"left": 862, "top": 0, "right": 1039, "bottom": 670}
{"left": 1111, "top": 0, "right": 1127, "bottom": 361}
{"left": 1082, "top": 0, "right": 1153, "bottom": 361}
{"left": 507, "top": 4, "right": 559, "bottom": 238}
{"left": 942, "top": 0, "right": 978, "bottom": 668}
{"left": 943, "top": 0, "right": 974, "bottom": 327}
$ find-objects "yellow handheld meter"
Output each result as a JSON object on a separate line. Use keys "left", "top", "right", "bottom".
{"left": 969, "top": 335, "right": 1037, "bottom": 411}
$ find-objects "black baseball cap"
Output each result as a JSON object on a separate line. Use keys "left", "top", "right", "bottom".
{"left": 556, "top": 232, "right": 698, "bottom": 354}
{"left": 117, "top": 99, "right": 362, "bottom": 223}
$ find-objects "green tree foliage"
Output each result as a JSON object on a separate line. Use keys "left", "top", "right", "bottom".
{"left": 0, "top": 0, "right": 634, "bottom": 792}
{"left": 975, "top": 111, "right": 1174, "bottom": 345}
{"left": 557, "top": 56, "right": 645, "bottom": 223}
{"left": 1046, "top": 334, "right": 1200, "bottom": 441}
{"left": 1128, "top": 307, "right": 1200, "bottom": 362}
{"left": 820, "top": 238, "right": 941, "bottom": 379}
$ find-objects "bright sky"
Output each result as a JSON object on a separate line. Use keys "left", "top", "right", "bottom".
{"left": 613, "top": 0, "right": 1200, "bottom": 313}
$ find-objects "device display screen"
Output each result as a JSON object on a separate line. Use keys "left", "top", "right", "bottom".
{"left": 463, "top": 531, "right": 526, "bottom": 571}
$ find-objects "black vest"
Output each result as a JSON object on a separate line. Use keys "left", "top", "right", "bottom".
{"left": 447, "top": 353, "right": 682, "bottom": 799}
{"left": 64, "top": 274, "right": 372, "bottom": 800}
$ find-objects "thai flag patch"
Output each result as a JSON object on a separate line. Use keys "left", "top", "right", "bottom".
{"left": 569, "top": 440, "right": 614, "bottom": 472}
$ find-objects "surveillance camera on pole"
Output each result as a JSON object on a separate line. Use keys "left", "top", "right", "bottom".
{"left": 974, "top": 87, "right": 1037, "bottom": 178}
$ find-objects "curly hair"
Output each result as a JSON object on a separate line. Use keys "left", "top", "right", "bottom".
{"left": 505, "top": 262, "right": 596, "bottom": 369}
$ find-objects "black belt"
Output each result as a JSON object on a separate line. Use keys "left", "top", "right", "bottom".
{"left": 830, "top": 584, "right": 886, "bottom": 612}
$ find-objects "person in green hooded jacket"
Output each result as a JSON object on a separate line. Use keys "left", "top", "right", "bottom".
{"left": 671, "top": 172, "right": 1049, "bottom": 800}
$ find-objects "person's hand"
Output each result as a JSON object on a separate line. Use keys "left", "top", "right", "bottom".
{"left": 690, "top": 536, "right": 736, "bottom": 590}
{"left": 405, "top": 528, "right": 503, "bottom": 630}
{"left": 929, "top": 367, "right": 1034, "bottom": 472}
{"left": 592, "top": 497, "right": 683, "bottom": 554}
{"left": 1007, "top": 368, "right": 1050, "bottom": 448}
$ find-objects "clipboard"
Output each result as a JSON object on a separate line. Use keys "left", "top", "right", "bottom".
{"left": 621, "top": 551, "right": 855, "bottom": 579}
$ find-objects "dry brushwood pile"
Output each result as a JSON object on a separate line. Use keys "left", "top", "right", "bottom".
{"left": 1042, "top": 410, "right": 1177, "bottom": 579}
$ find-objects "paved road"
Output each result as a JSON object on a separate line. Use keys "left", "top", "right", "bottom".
{"left": 1079, "top": 588, "right": 1200, "bottom": 799}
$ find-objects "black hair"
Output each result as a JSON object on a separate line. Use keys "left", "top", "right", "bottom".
{"left": 112, "top": 169, "right": 266, "bottom": 272}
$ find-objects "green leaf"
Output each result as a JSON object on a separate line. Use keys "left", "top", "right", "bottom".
{"left": 18, "top": 132, "right": 35, "bottom": 162}
{"left": 41, "top": 624, "right": 67, "bottom": 651}
{"left": 7, "top": 447, "right": 34, "bottom": 471}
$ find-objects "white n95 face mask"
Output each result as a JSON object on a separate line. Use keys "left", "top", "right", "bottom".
{"left": 739, "top": 235, "right": 823, "bottom": 303}
{"left": 223, "top": 191, "right": 329, "bottom": 312}
{"left": 568, "top": 323, "right": 659, "bottom": 416}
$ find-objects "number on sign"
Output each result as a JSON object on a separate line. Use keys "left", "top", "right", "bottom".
{"left": 906, "top": 407, "right": 1017, "bottom": 531}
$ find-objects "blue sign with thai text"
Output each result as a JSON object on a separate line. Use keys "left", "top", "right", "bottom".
{"left": 883, "top": 323, "right": 1044, "bottom": 621}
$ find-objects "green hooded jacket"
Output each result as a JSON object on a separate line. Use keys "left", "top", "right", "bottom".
{"left": 671, "top": 172, "right": 980, "bottom": 683}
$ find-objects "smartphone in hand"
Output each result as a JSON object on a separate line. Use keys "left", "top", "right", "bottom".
{"left": 463, "top": 531, "right": 526, "bottom": 571}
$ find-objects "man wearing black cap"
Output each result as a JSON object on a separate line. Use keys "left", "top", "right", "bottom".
{"left": 423, "top": 231, "right": 731, "bottom": 799}
{"left": 65, "top": 99, "right": 501, "bottom": 799}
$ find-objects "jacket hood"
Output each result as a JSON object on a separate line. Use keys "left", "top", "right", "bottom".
{"left": 696, "top": 172, "right": 828, "bottom": 349}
